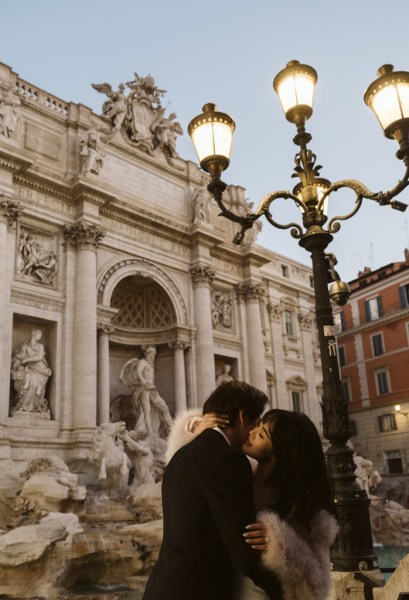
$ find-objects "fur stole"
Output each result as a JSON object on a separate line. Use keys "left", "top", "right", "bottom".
{"left": 165, "top": 408, "right": 203, "bottom": 463}
{"left": 259, "top": 509, "right": 338, "bottom": 600}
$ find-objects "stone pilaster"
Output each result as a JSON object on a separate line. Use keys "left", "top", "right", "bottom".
{"left": 169, "top": 340, "right": 190, "bottom": 413}
{"left": 236, "top": 282, "right": 267, "bottom": 393}
{"left": 97, "top": 323, "right": 114, "bottom": 426}
{"left": 190, "top": 264, "right": 216, "bottom": 404}
{"left": 64, "top": 222, "right": 105, "bottom": 430}
{"left": 0, "top": 198, "right": 21, "bottom": 422}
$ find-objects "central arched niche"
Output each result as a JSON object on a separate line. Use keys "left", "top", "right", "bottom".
{"left": 111, "top": 275, "right": 176, "bottom": 329}
{"left": 108, "top": 275, "right": 178, "bottom": 421}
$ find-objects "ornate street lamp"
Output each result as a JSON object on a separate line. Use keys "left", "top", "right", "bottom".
{"left": 188, "top": 61, "right": 409, "bottom": 573}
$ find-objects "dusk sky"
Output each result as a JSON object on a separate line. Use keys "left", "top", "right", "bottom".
{"left": 2, "top": 0, "right": 409, "bottom": 281}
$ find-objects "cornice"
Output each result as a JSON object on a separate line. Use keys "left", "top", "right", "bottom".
{"left": 337, "top": 307, "right": 409, "bottom": 339}
{"left": 11, "top": 287, "right": 65, "bottom": 313}
{"left": 0, "top": 149, "right": 33, "bottom": 173}
{"left": 14, "top": 173, "right": 72, "bottom": 202}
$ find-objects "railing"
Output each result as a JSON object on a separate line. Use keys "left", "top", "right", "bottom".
{"left": 15, "top": 78, "right": 69, "bottom": 117}
{"left": 339, "top": 300, "right": 409, "bottom": 333}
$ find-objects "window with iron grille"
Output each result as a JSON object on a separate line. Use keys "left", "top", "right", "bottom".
{"left": 378, "top": 413, "right": 397, "bottom": 432}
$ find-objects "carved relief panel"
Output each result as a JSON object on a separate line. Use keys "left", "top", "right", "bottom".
{"left": 15, "top": 226, "right": 59, "bottom": 288}
{"left": 211, "top": 289, "right": 233, "bottom": 331}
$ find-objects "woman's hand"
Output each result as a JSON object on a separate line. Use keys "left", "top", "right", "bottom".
{"left": 193, "top": 413, "right": 230, "bottom": 434}
{"left": 243, "top": 522, "right": 268, "bottom": 551}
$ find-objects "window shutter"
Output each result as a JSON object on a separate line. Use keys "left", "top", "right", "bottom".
{"left": 365, "top": 300, "right": 371, "bottom": 322}
{"left": 399, "top": 285, "right": 408, "bottom": 308}
{"left": 377, "top": 296, "right": 383, "bottom": 317}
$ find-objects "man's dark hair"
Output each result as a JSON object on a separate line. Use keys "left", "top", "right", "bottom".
{"left": 203, "top": 380, "right": 268, "bottom": 426}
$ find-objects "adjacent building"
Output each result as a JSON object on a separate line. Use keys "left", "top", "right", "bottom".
{"left": 0, "top": 62, "right": 324, "bottom": 467}
{"left": 335, "top": 253, "right": 409, "bottom": 473}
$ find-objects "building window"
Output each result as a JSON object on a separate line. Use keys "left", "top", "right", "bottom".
{"left": 309, "top": 275, "right": 314, "bottom": 288}
{"left": 375, "top": 369, "right": 390, "bottom": 395}
{"left": 284, "top": 310, "right": 294, "bottom": 336}
{"left": 399, "top": 283, "right": 409, "bottom": 308}
{"left": 371, "top": 333, "right": 384, "bottom": 357}
{"left": 377, "top": 413, "right": 397, "bottom": 432}
{"left": 334, "top": 311, "right": 346, "bottom": 332}
{"left": 338, "top": 345, "right": 346, "bottom": 367}
{"left": 341, "top": 379, "right": 351, "bottom": 403}
{"left": 365, "top": 296, "right": 383, "bottom": 322}
{"left": 349, "top": 420, "right": 357, "bottom": 436}
{"left": 291, "top": 391, "right": 302, "bottom": 412}
{"left": 281, "top": 265, "right": 289, "bottom": 278}
{"left": 384, "top": 450, "right": 403, "bottom": 474}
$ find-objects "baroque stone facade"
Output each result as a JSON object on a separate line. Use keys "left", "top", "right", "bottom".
{"left": 0, "top": 62, "right": 323, "bottom": 464}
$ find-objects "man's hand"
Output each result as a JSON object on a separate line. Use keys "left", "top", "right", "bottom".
{"left": 193, "top": 413, "right": 230, "bottom": 435}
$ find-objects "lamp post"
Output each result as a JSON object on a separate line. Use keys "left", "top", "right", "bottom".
{"left": 188, "top": 61, "right": 409, "bottom": 572}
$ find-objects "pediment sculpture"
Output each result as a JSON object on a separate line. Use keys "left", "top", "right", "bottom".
{"left": 92, "top": 73, "right": 183, "bottom": 167}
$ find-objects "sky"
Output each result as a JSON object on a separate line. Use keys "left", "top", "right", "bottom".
{"left": 1, "top": 0, "right": 409, "bottom": 281}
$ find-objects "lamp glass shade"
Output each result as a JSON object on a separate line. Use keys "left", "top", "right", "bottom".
{"left": 190, "top": 120, "right": 234, "bottom": 165}
{"left": 294, "top": 179, "right": 330, "bottom": 214}
{"left": 371, "top": 83, "right": 409, "bottom": 131}
{"left": 273, "top": 61, "right": 317, "bottom": 122}
{"left": 276, "top": 72, "right": 316, "bottom": 115}
{"left": 188, "top": 103, "right": 235, "bottom": 173}
{"left": 364, "top": 65, "right": 409, "bottom": 138}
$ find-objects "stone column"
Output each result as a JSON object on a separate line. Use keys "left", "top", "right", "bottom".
{"left": 190, "top": 264, "right": 216, "bottom": 405}
{"left": 64, "top": 223, "right": 105, "bottom": 431}
{"left": 169, "top": 340, "right": 190, "bottom": 413}
{"left": 0, "top": 198, "right": 20, "bottom": 422}
{"left": 97, "top": 323, "right": 113, "bottom": 426}
{"left": 237, "top": 283, "right": 267, "bottom": 393}
{"left": 266, "top": 301, "right": 287, "bottom": 408}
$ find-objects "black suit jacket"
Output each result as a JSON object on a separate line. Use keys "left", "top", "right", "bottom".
{"left": 143, "top": 428, "right": 283, "bottom": 600}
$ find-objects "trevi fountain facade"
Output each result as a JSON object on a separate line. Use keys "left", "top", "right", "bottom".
{"left": 0, "top": 62, "right": 408, "bottom": 599}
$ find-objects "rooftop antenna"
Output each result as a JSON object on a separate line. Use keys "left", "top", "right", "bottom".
{"left": 367, "top": 243, "right": 374, "bottom": 269}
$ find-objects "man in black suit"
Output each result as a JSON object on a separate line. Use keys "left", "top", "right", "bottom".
{"left": 143, "top": 381, "right": 283, "bottom": 600}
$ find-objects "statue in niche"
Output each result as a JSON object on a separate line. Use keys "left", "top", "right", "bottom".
{"left": 91, "top": 72, "right": 183, "bottom": 166}
{"left": 0, "top": 86, "right": 21, "bottom": 138}
{"left": 79, "top": 126, "right": 107, "bottom": 175}
{"left": 91, "top": 83, "right": 127, "bottom": 134}
{"left": 16, "top": 231, "right": 58, "bottom": 286}
{"left": 11, "top": 329, "right": 52, "bottom": 415}
{"left": 211, "top": 291, "right": 232, "bottom": 329}
{"left": 216, "top": 363, "right": 234, "bottom": 387}
{"left": 192, "top": 181, "right": 210, "bottom": 225}
{"left": 119, "top": 346, "right": 173, "bottom": 438}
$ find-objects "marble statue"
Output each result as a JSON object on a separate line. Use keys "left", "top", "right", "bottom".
{"left": 120, "top": 346, "right": 173, "bottom": 437}
{"left": 216, "top": 363, "right": 234, "bottom": 386}
{"left": 91, "top": 82, "right": 127, "bottom": 133}
{"left": 17, "top": 231, "right": 58, "bottom": 285}
{"left": 192, "top": 183, "right": 210, "bottom": 225}
{"left": 92, "top": 421, "right": 131, "bottom": 485}
{"left": 91, "top": 72, "right": 183, "bottom": 165}
{"left": 11, "top": 330, "right": 52, "bottom": 414}
{"left": 211, "top": 291, "right": 232, "bottom": 329}
{"left": 79, "top": 127, "right": 106, "bottom": 174}
{"left": 0, "top": 87, "right": 21, "bottom": 137}
{"left": 354, "top": 454, "right": 382, "bottom": 496}
{"left": 242, "top": 217, "right": 263, "bottom": 245}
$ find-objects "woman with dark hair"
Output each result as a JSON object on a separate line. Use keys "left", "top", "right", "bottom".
{"left": 166, "top": 406, "right": 338, "bottom": 600}
{"left": 239, "top": 409, "right": 337, "bottom": 600}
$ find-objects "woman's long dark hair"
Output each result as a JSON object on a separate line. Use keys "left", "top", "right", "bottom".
{"left": 263, "top": 409, "right": 334, "bottom": 529}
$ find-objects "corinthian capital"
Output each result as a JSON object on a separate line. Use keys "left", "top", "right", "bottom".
{"left": 190, "top": 264, "right": 215, "bottom": 286}
{"left": 63, "top": 222, "right": 105, "bottom": 250}
{"left": 0, "top": 196, "right": 21, "bottom": 229}
{"left": 236, "top": 282, "right": 264, "bottom": 302}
